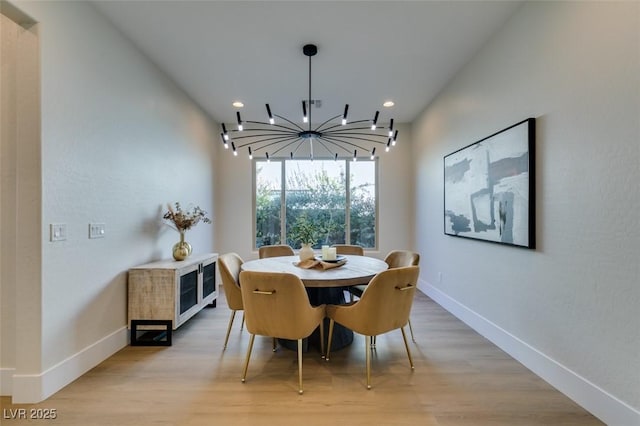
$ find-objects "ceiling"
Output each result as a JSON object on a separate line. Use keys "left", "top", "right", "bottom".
{"left": 92, "top": 1, "right": 521, "bottom": 126}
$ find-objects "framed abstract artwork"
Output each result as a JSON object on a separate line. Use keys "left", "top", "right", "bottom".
{"left": 444, "top": 118, "right": 535, "bottom": 248}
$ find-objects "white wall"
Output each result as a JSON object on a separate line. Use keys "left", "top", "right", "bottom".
{"left": 4, "top": 0, "right": 219, "bottom": 402}
{"left": 413, "top": 2, "right": 639, "bottom": 424}
{"left": 1, "top": 6, "right": 41, "bottom": 398}
{"left": 1, "top": 12, "right": 20, "bottom": 392}
{"left": 215, "top": 123, "right": 414, "bottom": 262}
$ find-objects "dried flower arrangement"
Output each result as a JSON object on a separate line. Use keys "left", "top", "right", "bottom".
{"left": 163, "top": 202, "right": 211, "bottom": 232}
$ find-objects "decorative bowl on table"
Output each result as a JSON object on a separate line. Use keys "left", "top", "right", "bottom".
{"left": 317, "top": 255, "right": 347, "bottom": 263}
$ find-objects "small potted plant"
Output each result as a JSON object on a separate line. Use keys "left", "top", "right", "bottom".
{"left": 289, "top": 214, "right": 317, "bottom": 261}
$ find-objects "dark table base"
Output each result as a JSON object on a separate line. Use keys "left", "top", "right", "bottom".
{"left": 278, "top": 287, "right": 353, "bottom": 353}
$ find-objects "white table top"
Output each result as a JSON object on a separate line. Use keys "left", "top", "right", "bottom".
{"left": 240, "top": 255, "right": 388, "bottom": 288}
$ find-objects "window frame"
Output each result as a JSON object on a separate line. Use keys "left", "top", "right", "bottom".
{"left": 252, "top": 157, "right": 379, "bottom": 251}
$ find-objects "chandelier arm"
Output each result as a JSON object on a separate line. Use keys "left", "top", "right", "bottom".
{"left": 313, "top": 114, "right": 343, "bottom": 133}
{"left": 314, "top": 137, "right": 343, "bottom": 155}
{"left": 247, "top": 136, "right": 301, "bottom": 152}
{"left": 274, "top": 114, "right": 306, "bottom": 131}
{"left": 244, "top": 121, "right": 302, "bottom": 133}
{"left": 271, "top": 138, "right": 304, "bottom": 157}
{"left": 319, "top": 120, "right": 380, "bottom": 133}
{"left": 290, "top": 139, "right": 306, "bottom": 157}
{"left": 320, "top": 136, "right": 371, "bottom": 153}
{"left": 323, "top": 131, "right": 390, "bottom": 139}
{"left": 231, "top": 131, "right": 298, "bottom": 141}
{"left": 322, "top": 134, "right": 388, "bottom": 147}
{"left": 341, "top": 119, "right": 372, "bottom": 125}
{"left": 236, "top": 135, "right": 300, "bottom": 149}
{"left": 319, "top": 123, "right": 352, "bottom": 133}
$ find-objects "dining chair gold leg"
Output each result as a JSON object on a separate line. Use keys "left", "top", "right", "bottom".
{"left": 297, "top": 338, "right": 304, "bottom": 395}
{"left": 371, "top": 335, "right": 376, "bottom": 348}
{"left": 319, "top": 322, "right": 325, "bottom": 359}
{"left": 223, "top": 310, "right": 236, "bottom": 350}
{"left": 241, "top": 313, "right": 245, "bottom": 331}
{"left": 241, "top": 334, "right": 256, "bottom": 383}
{"left": 408, "top": 318, "right": 415, "bottom": 343}
{"left": 365, "top": 335, "right": 372, "bottom": 389}
{"left": 272, "top": 337, "right": 277, "bottom": 352}
{"left": 400, "top": 327, "right": 414, "bottom": 369}
{"left": 325, "top": 319, "right": 335, "bottom": 361}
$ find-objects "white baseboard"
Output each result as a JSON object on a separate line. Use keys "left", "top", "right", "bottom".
{"left": 11, "top": 326, "right": 128, "bottom": 403}
{"left": 419, "top": 280, "right": 640, "bottom": 426}
{"left": 1, "top": 367, "right": 16, "bottom": 395}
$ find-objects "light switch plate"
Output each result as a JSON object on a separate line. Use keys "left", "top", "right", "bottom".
{"left": 89, "top": 223, "right": 105, "bottom": 239}
{"left": 50, "top": 224, "right": 67, "bottom": 242}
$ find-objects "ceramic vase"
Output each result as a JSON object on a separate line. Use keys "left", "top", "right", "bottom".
{"left": 298, "top": 243, "right": 315, "bottom": 261}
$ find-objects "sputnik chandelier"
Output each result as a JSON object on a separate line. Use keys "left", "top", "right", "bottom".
{"left": 220, "top": 44, "right": 398, "bottom": 161}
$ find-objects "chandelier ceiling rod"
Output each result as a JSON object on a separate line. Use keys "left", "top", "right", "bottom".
{"left": 220, "top": 43, "right": 398, "bottom": 161}
{"left": 304, "top": 43, "right": 316, "bottom": 133}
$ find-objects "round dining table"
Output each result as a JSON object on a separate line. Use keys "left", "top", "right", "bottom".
{"left": 241, "top": 255, "right": 388, "bottom": 287}
{"left": 240, "top": 254, "right": 388, "bottom": 351}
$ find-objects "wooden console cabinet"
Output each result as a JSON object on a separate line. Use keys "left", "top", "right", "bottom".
{"left": 127, "top": 253, "right": 218, "bottom": 333}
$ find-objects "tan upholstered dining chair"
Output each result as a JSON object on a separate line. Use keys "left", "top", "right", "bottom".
{"left": 258, "top": 244, "right": 295, "bottom": 259}
{"left": 326, "top": 266, "right": 420, "bottom": 389}
{"left": 331, "top": 244, "right": 364, "bottom": 256}
{"left": 218, "top": 253, "right": 245, "bottom": 350}
{"left": 348, "top": 250, "right": 420, "bottom": 341}
{"left": 239, "top": 270, "right": 326, "bottom": 394}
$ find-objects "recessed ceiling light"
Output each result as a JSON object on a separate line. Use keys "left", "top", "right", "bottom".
{"left": 383, "top": 101, "right": 395, "bottom": 108}
{"left": 232, "top": 101, "right": 244, "bottom": 108}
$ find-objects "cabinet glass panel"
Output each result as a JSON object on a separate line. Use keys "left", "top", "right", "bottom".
{"left": 180, "top": 270, "right": 198, "bottom": 314}
{"left": 203, "top": 262, "right": 216, "bottom": 298}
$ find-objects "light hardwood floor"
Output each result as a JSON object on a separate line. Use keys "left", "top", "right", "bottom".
{"left": 1, "top": 290, "right": 603, "bottom": 425}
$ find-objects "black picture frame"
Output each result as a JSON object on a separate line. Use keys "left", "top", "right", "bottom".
{"left": 444, "top": 118, "right": 535, "bottom": 249}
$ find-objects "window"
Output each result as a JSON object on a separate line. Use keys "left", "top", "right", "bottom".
{"left": 254, "top": 159, "right": 377, "bottom": 250}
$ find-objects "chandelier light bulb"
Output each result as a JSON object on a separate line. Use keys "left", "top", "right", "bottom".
{"left": 266, "top": 104, "right": 275, "bottom": 125}
{"left": 236, "top": 111, "right": 243, "bottom": 131}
